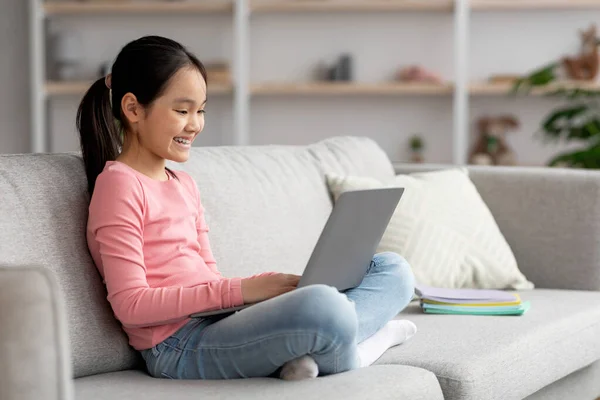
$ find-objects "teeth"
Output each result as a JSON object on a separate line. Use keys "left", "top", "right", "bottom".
{"left": 174, "top": 138, "right": 191, "bottom": 145}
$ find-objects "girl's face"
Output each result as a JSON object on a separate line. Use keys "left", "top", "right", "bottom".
{"left": 127, "top": 67, "right": 207, "bottom": 164}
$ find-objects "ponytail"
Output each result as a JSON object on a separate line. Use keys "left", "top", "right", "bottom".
{"left": 76, "top": 77, "right": 121, "bottom": 195}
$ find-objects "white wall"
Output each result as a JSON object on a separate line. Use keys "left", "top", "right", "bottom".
{"left": 0, "top": 0, "right": 30, "bottom": 154}
{"left": 2, "top": 4, "right": 598, "bottom": 166}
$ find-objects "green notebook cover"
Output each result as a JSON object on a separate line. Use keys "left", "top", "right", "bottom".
{"left": 422, "top": 301, "right": 531, "bottom": 316}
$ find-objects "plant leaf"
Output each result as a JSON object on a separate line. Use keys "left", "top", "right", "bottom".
{"left": 547, "top": 146, "right": 600, "bottom": 168}
{"left": 541, "top": 104, "right": 588, "bottom": 137}
{"left": 511, "top": 63, "right": 558, "bottom": 95}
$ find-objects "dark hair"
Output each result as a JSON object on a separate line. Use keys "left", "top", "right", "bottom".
{"left": 76, "top": 36, "right": 207, "bottom": 195}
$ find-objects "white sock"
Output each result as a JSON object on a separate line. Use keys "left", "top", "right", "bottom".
{"left": 279, "top": 355, "right": 319, "bottom": 381}
{"left": 357, "top": 319, "right": 417, "bottom": 368}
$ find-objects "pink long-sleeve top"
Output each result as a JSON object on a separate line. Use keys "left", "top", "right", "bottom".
{"left": 87, "top": 161, "right": 247, "bottom": 350}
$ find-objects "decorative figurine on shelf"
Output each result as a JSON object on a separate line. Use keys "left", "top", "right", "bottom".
{"left": 469, "top": 116, "right": 519, "bottom": 166}
{"left": 315, "top": 53, "right": 354, "bottom": 81}
{"left": 408, "top": 134, "right": 425, "bottom": 163}
{"left": 562, "top": 24, "right": 599, "bottom": 81}
{"left": 53, "top": 31, "right": 82, "bottom": 81}
{"left": 98, "top": 62, "right": 111, "bottom": 78}
{"left": 396, "top": 65, "right": 444, "bottom": 84}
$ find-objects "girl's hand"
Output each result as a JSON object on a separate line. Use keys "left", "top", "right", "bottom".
{"left": 241, "top": 273, "right": 301, "bottom": 304}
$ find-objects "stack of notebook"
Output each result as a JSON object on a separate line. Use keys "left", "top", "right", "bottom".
{"left": 415, "top": 285, "right": 531, "bottom": 316}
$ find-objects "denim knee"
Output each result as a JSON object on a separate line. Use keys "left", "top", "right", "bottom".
{"left": 292, "top": 284, "right": 358, "bottom": 345}
{"left": 373, "top": 252, "right": 415, "bottom": 297}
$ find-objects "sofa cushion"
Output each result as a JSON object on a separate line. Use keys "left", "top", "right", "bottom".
{"left": 74, "top": 367, "right": 443, "bottom": 400}
{"left": 0, "top": 153, "right": 140, "bottom": 378}
{"left": 167, "top": 136, "right": 395, "bottom": 279}
{"left": 376, "top": 289, "right": 600, "bottom": 400}
{"left": 326, "top": 168, "right": 533, "bottom": 290}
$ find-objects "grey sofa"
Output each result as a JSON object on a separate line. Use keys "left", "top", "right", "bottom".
{"left": 1, "top": 136, "right": 600, "bottom": 400}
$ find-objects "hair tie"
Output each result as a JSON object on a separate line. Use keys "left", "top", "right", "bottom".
{"left": 104, "top": 74, "right": 113, "bottom": 107}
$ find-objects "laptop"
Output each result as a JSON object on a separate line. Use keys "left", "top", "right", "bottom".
{"left": 190, "top": 187, "right": 404, "bottom": 318}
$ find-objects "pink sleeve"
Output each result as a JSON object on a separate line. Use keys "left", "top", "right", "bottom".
{"left": 89, "top": 171, "right": 244, "bottom": 329}
{"left": 194, "top": 191, "right": 221, "bottom": 277}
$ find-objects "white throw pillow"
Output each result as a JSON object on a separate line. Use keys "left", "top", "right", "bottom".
{"left": 326, "top": 168, "right": 534, "bottom": 290}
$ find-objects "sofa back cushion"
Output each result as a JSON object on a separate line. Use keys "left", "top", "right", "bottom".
{"left": 0, "top": 136, "right": 393, "bottom": 378}
{"left": 169, "top": 136, "right": 395, "bottom": 278}
{"left": 0, "top": 153, "right": 140, "bottom": 378}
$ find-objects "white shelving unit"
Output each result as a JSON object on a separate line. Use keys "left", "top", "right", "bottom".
{"left": 29, "top": 0, "right": 600, "bottom": 164}
{"left": 29, "top": 0, "right": 238, "bottom": 153}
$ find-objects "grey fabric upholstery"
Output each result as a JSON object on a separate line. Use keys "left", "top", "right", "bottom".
{"left": 167, "top": 136, "right": 394, "bottom": 279}
{"left": 306, "top": 135, "right": 396, "bottom": 181}
{"left": 524, "top": 360, "right": 600, "bottom": 400}
{"left": 0, "top": 154, "right": 139, "bottom": 378}
{"left": 394, "top": 164, "right": 600, "bottom": 292}
{"left": 376, "top": 289, "right": 600, "bottom": 400}
{"left": 74, "top": 367, "right": 443, "bottom": 400}
{"left": 0, "top": 266, "right": 73, "bottom": 400}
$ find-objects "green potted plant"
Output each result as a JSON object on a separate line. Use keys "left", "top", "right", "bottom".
{"left": 513, "top": 65, "right": 600, "bottom": 168}
{"left": 510, "top": 24, "right": 600, "bottom": 168}
{"left": 409, "top": 134, "right": 425, "bottom": 163}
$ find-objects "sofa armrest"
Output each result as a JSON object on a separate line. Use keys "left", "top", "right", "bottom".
{"left": 0, "top": 266, "right": 73, "bottom": 400}
{"left": 394, "top": 164, "right": 600, "bottom": 291}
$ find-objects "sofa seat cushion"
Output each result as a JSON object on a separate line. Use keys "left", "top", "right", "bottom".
{"left": 376, "top": 289, "right": 600, "bottom": 400}
{"left": 74, "top": 367, "right": 443, "bottom": 400}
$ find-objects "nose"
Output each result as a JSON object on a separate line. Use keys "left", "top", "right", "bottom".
{"left": 186, "top": 114, "right": 203, "bottom": 133}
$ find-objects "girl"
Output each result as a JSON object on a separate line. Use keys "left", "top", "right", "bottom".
{"left": 78, "top": 36, "right": 417, "bottom": 381}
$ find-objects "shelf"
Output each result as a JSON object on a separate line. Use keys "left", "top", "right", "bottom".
{"left": 469, "top": 80, "right": 600, "bottom": 95}
{"left": 43, "top": 1, "right": 233, "bottom": 15}
{"left": 45, "top": 81, "right": 233, "bottom": 96}
{"left": 250, "top": 82, "right": 453, "bottom": 95}
{"left": 249, "top": 81, "right": 600, "bottom": 96}
{"left": 471, "top": 0, "right": 600, "bottom": 10}
{"left": 250, "top": 0, "right": 454, "bottom": 13}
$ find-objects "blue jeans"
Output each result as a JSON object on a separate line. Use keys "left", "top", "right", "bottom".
{"left": 141, "top": 251, "right": 415, "bottom": 379}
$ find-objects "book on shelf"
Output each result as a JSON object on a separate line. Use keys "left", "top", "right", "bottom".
{"left": 415, "top": 284, "right": 531, "bottom": 316}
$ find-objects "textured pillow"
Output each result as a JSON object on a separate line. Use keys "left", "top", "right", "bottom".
{"left": 326, "top": 168, "right": 534, "bottom": 290}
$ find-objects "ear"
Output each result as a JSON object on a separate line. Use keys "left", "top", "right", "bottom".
{"left": 121, "top": 93, "right": 144, "bottom": 126}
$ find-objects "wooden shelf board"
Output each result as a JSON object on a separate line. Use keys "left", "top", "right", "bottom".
{"left": 250, "top": 1, "right": 454, "bottom": 13}
{"left": 45, "top": 81, "right": 233, "bottom": 96}
{"left": 469, "top": 80, "right": 600, "bottom": 95}
{"left": 44, "top": 2, "right": 233, "bottom": 15}
{"left": 250, "top": 82, "right": 454, "bottom": 95}
{"left": 471, "top": 0, "right": 600, "bottom": 10}
{"left": 46, "top": 80, "right": 600, "bottom": 97}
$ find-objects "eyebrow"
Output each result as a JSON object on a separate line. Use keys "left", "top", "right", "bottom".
{"left": 174, "top": 98, "right": 207, "bottom": 105}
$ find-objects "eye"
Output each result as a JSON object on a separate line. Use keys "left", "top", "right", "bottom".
{"left": 198, "top": 110, "right": 206, "bottom": 115}
{"left": 176, "top": 110, "right": 188, "bottom": 115}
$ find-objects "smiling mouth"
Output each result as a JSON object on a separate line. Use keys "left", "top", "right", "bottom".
{"left": 173, "top": 137, "right": 192, "bottom": 148}
{"left": 174, "top": 137, "right": 191, "bottom": 144}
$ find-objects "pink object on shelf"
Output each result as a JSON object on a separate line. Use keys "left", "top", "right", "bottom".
{"left": 397, "top": 65, "right": 444, "bottom": 84}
